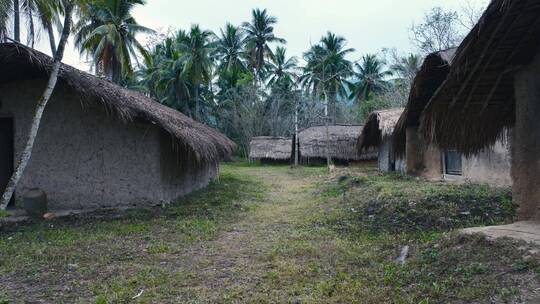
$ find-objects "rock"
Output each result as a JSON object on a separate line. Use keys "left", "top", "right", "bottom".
{"left": 43, "top": 213, "right": 56, "bottom": 221}
{"left": 23, "top": 188, "right": 48, "bottom": 218}
{"left": 338, "top": 175, "right": 349, "bottom": 182}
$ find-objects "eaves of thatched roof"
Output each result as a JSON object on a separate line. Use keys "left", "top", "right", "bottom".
{"left": 249, "top": 137, "right": 292, "bottom": 160}
{"left": 0, "top": 43, "right": 235, "bottom": 163}
{"left": 393, "top": 48, "right": 457, "bottom": 157}
{"left": 298, "top": 125, "right": 376, "bottom": 161}
{"left": 420, "top": 0, "right": 540, "bottom": 155}
{"left": 358, "top": 108, "right": 403, "bottom": 151}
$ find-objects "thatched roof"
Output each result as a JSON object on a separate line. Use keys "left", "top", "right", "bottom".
{"left": 420, "top": 0, "right": 540, "bottom": 155}
{"left": 393, "top": 48, "right": 457, "bottom": 156}
{"left": 358, "top": 108, "right": 403, "bottom": 151}
{"left": 298, "top": 125, "right": 376, "bottom": 161}
{"left": 0, "top": 43, "right": 235, "bottom": 163}
{"left": 249, "top": 137, "right": 292, "bottom": 160}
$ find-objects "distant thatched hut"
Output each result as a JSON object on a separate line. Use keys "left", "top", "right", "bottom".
{"left": 0, "top": 43, "right": 235, "bottom": 211}
{"left": 359, "top": 108, "right": 405, "bottom": 172}
{"left": 297, "top": 125, "right": 376, "bottom": 165}
{"left": 249, "top": 136, "right": 292, "bottom": 164}
{"left": 420, "top": 0, "right": 540, "bottom": 220}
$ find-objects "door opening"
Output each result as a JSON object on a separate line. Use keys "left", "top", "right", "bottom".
{"left": 0, "top": 117, "right": 14, "bottom": 207}
{"left": 444, "top": 149, "right": 463, "bottom": 176}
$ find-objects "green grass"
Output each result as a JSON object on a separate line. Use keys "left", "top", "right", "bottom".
{"left": 0, "top": 210, "right": 11, "bottom": 218}
{"left": 0, "top": 163, "right": 538, "bottom": 303}
{"left": 0, "top": 168, "right": 266, "bottom": 302}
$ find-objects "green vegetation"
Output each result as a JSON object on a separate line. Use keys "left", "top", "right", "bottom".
{"left": 1, "top": 164, "right": 538, "bottom": 303}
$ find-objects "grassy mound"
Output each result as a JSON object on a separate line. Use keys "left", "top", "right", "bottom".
{"left": 323, "top": 173, "right": 515, "bottom": 234}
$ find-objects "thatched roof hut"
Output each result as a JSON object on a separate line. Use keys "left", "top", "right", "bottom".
{"left": 0, "top": 43, "right": 235, "bottom": 163}
{"left": 420, "top": 0, "right": 540, "bottom": 154}
{"left": 249, "top": 137, "right": 292, "bottom": 161}
{"left": 393, "top": 48, "right": 456, "bottom": 157}
{"left": 359, "top": 108, "right": 404, "bottom": 151}
{"left": 0, "top": 43, "right": 235, "bottom": 211}
{"left": 298, "top": 125, "right": 376, "bottom": 162}
{"left": 417, "top": 0, "right": 540, "bottom": 220}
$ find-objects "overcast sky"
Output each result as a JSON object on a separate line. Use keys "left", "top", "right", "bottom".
{"left": 53, "top": 0, "right": 488, "bottom": 71}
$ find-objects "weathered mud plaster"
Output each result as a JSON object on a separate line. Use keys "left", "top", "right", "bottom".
{"left": 406, "top": 126, "right": 442, "bottom": 180}
{"left": 513, "top": 52, "right": 540, "bottom": 220}
{"left": 378, "top": 138, "right": 405, "bottom": 173}
{"left": 0, "top": 80, "right": 218, "bottom": 211}
{"left": 461, "top": 140, "right": 512, "bottom": 187}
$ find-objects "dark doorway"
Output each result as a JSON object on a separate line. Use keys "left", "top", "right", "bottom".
{"left": 0, "top": 117, "right": 14, "bottom": 207}
{"left": 444, "top": 149, "right": 463, "bottom": 176}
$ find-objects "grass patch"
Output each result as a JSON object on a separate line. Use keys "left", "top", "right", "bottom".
{"left": 0, "top": 210, "right": 11, "bottom": 218}
{"left": 0, "top": 167, "right": 265, "bottom": 302}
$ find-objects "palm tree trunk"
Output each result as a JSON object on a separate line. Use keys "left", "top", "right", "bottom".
{"left": 0, "top": 3, "right": 74, "bottom": 210}
{"left": 13, "top": 0, "right": 19, "bottom": 42}
{"left": 46, "top": 22, "right": 56, "bottom": 55}
{"left": 194, "top": 83, "right": 200, "bottom": 121}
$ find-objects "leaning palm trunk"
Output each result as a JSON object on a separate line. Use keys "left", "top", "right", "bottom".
{"left": 13, "top": 0, "right": 19, "bottom": 41}
{"left": 0, "top": 3, "right": 73, "bottom": 210}
{"left": 46, "top": 22, "right": 56, "bottom": 55}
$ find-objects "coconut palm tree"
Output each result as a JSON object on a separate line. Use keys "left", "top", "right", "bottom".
{"left": 138, "top": 34, "right": 192, "bottom": 114}
{"left": 301, "top": 32, "right": 354, "bottom": 96}
{"left": 0, "top": 0, "right": 62, "bottom": 53}
{"left": 0, "top": 0, "right": 13, "bottom": 41}
{"left": 266, "top": 46, "right": 297, "bottom": 89}
{"left": 390, "top": 53, "right": 422, "bottom": 85}
{"left": 21, "top": 0, "right": 64, "bottom": 51}
{"left": 242, "top": 8, "right": 286, "bottom": 82}
{"left": 176, "top": 25, "right": 215, "bottom": 121}
{"left": 215, "top": 23, "right": 246, "bottom": 73}
{"left": 300, "top": 32, "right": 353, "bottom": 121}
{"left": 74, "top": 0, "right": 153, "bottom": 83}
{"left": 349, "top": 54, "right": 392, "bottom": 102}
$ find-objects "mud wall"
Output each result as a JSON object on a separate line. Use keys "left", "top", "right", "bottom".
{"left": 378, "top": 139, "right": 391, "bottom": 172}
{"left": 406, "top": 126, "right": 442, "bottom": 180}
{"left": 462, "top": 140, "right": 512, "bottom": 187}
{"left": 513, "top": 52, "right": 540, "bottom": 220}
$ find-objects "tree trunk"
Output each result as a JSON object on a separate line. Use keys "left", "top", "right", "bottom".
{"left": 0, "top": 3, "right": 74, "bottom": 210}
{"left": 13, "top": 0, "right": 20, "bottom": 42}
{"left": 194, "top": 83, "right": 200, "bottom": 121}
{"left": 46, "top": 22, "right": 56, "bottom": 55}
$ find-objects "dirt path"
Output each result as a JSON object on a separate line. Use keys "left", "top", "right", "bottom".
{"left": 175, "top": 166, "right": 324, "bottom": 302}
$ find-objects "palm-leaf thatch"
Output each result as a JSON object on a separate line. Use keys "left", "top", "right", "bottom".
{"left": 249, "top": 137, "right": 292, "bottom": 160}
{"left": 0, "top": 43, "right": 235, "bottom": 164}
{"left": 393, "top": 48, "right": 456, "bottom": 157}
{"left": 420, "top": 0, "right": 540, "bottom": 155}
{"left": 359, "top": 108, "right": 403, "bottom": 151}
{"left": 298, "top": 125, "right": 376, "bottom": 161}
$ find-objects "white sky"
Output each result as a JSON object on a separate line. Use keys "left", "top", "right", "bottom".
{"left": 45, "top": 0, "right": 488, "bottom": 71}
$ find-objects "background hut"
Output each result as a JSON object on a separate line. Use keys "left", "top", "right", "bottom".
{"left": 249, "top": 137, "right": 292, "bottom": 164}
{"left": 297, "top": 125, "right": 376, "bottom": 165}
{"left": 0, "top": 43, "right": 235, "bottom": 211}
{"left": 420, "top": 0, "right": 540, "bottom": 219}
{"left": 359, "top": 108, "right": 404, "bottom": 172}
